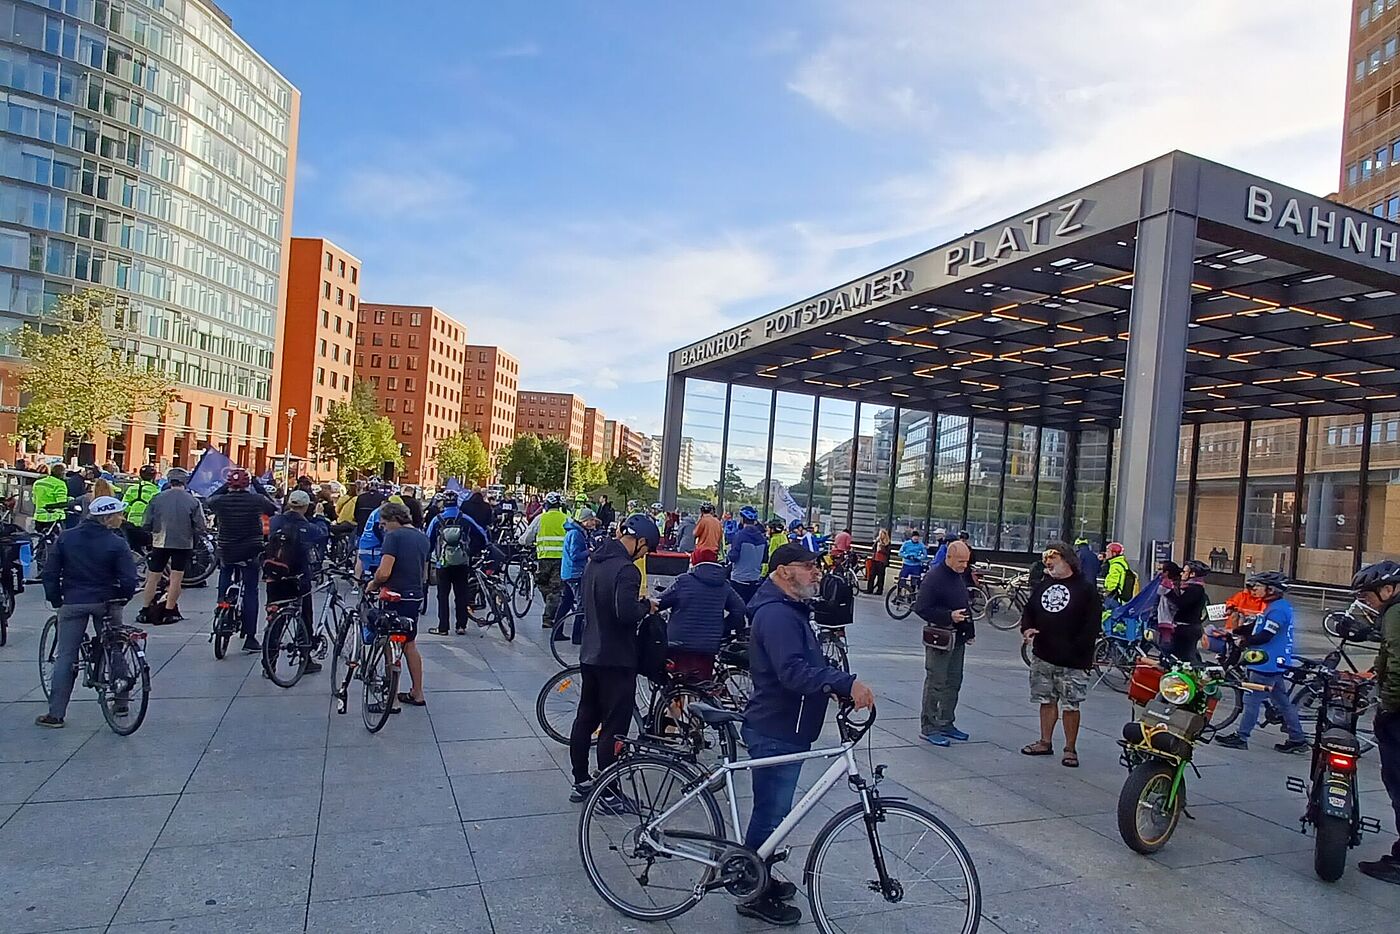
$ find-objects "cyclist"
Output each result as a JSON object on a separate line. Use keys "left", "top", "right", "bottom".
{"left": 694, "top": 501, "right": 723, "bottom": 554}
{"left": 830, "top": 526, "right": 853, "bottom": 564}
{"left": 522, "top": 491, "right": 568, "bottom": 628}
{"left": 674, "top": 510, "right": 697, "bottom": 553}
{"left": 366, "top": 501, "right": 431, "bottom": 708}
{"left": 726, "top": 505, "right": 768, "bottom": 605}
{"left": 788, "top": 519, "right": 819, "bottom": 553}
{"left": 426, "top": 491, "right": 471, "bottom": 635}
{"left": 1075, "top": 538, "right": 1101, "bottom": 582}
{"left": 568, "top": 513, "right": 659, "bottom": 806}
{"left": 1165, "top": 558, "right": 1210, "bottom": 662}
{"left": 32, "top": 463, "right": 70, "bottom": 536}
{"left": 35, "top": 496, "right": 139, "bottom": 728}
{"left": 555, "top": 506, "right": 600, "bottom": 638}
{"left": 266, "top": 490, "right": 330, "bottom": 674}
{"left": 138, "top": 467, "right": 206, "bottom": 625}
{"left": 1216, "top": 571, "right": 1309, "bottom": 754}
{"left": 896, "top": 528, "right": 928, "bottom": 589}
{"left": 743, "top": 542, "right": 874, "bottom": 925}
{"left": 206, "top": 468, "right": 277, "bottom": 653}
{"left": 658, "top": 545, "right": 747, "bottom": 682}
{"left": 339, "top": 478, "right": 388, "bottom": 535}
{"left": 1352, "top": 560, "right": 1400, "bottom": 884}
{"left": 594, "top": 494, "right": 616, "bottom": 529}
{"left": 120, "top": 465, "right": 160, "bottom": 549}
{"left": 1102, "top": 542, "right": 1135, "bottom": 607}
{"left": 929, "top": 529, "right": 950, "bottom": 566}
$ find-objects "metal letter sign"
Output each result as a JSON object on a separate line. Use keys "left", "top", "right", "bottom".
{"left": 1245, "top": 185, "right": 1400, "bottom": 263}
{"left": 944, "top": 198, "right": 1089, "bottom": 276}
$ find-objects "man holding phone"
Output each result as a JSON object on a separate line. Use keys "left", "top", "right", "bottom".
{"left": 915, "top": 540, "right": 975, "bottom": 747}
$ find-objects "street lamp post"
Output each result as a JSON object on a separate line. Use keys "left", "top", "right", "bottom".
{"left": 312, "top": 422, "right": 324, "bottom": 477}
{"left": 284, "top": 408, "right": 296, "bottom": 485}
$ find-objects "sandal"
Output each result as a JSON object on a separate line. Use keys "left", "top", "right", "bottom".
{"left": 1062, "top": 750, "right": 1079, "bottom": 768}
{"left": 396, "top": 692, "right": 426, "bottom": 707}
{"left": 1020, "top": 741, "right": 1054, "bottom": 756}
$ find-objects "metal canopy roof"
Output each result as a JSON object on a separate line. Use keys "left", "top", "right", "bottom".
{"left": 668, "top": 153, "right": 1400, "bottom": 430}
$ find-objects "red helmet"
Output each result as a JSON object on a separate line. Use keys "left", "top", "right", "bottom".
{"left": 225, "top": 467, "right": 251, "bottom": 490}
{"left": 1107, "top": 542, "right": 1124, "bottom": 556}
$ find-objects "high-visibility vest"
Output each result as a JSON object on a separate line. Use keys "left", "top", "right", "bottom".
{"left": 536, "top": 509, "right": 568, "bottom": 559}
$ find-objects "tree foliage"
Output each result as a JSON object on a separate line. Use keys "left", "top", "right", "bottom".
{"left": 317, "top": 378, "right": 404, "bottom": 479}
{"left": 14, "top": 288, "right": 176, "bottom": 442}
{"left": 497, "top": 434, "right": 545, "bottom": 488}
{"left": 436, "top": 431, "right": 491, "bottom": 485}
{"left": 606, "top": 453, "right": 650, "bottom": 501}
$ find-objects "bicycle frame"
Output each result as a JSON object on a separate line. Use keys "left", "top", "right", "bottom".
{"left": 639, "top": 738, "right": 862, "bottom": 866}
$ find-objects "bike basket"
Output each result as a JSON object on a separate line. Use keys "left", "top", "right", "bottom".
{"left": 1142, "top": 697, "right": 1209, "bottom": 742}
{"left": 1127, "top": 660, "right": 1163, "bottom": 706}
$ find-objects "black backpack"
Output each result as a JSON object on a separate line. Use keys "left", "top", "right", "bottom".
{"left": 813, "top": 571, "right": 855, "bottom": 628}
{"left": 262, "top": 520, "right": 304, "bottom": 580}
{"left": 636, "top": 612, "right": 669, "bottom": 685}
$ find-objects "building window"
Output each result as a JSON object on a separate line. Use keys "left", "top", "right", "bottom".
{"left": 323, "top": 281, "right": 331, "bottom": 299}
{"left": 404, "top": 399, "right": 414, "bottom": 414}
{"left": 338, "top": 259, "right": 346, "bottom": 277}
{"left": 356, "top": 352, "right": 364, "bottom": 367}
{"left": 389, "top": 355, "right": 400, "bottom": 368}
{"left": 405, "top": 378, "right": 416, "bottom": 391}
{"left": 325, "top": 251, "right": 333, "bottom": 271}
{"left": 350, "top": 267, "right": 358, "bottom": 284}
{"left": 1389, "top": 196, "right": 1399, "bottom": 219}
{"left": 347, "top": 323, "right": 354, "bottom": 339}
{"left": 372, "top": 333, "right": 383, "bottom": 346}
{"left": 1358, "top": 58, "right": 1367, "bottom": 82}
{"left": 385, "top": 398, "right": 395, "bottom": 412}
{"left": 335, "top": 315, "right": 342, "bottom": 333}
{"left": 1349, "top": 162, "right": 1361, "bottom": 187}
{"left": 392, "top": 312, "right": 403, "bottom": 326}
{"left": 316, "top": 367, "right": 325, "bottom": 385}
{"left": 374, "top": 309, "right": 386, "bottom": 324}
{"left": 315, "top": 396, "right": 323, "bottom": 414}
{"left": 1364, "top": 156, "right": 1374, "bottom": 180}
{"left": 336, "top": 288, "right": 344, "bottom": 305}
{"left": 1363, "top": 3, "right": 1372, "bottom": 26}
{"left": 390, "top": 334, "right": 401, "bottom": 347}
{"left": 408, "top": 334, "right": 420, "bottom": 348}
{"left": 407, "top": 357, "right": 418, "bottom": 370}
{"left": 333, "top": 345, "right": 340, "bottom": 362}
{"left": 387, "top": 377, "right": 398, "bottom": 390}
{"left": 371, "top": 354, "right": 382, "bottom": 367}
{"left": 321, "top": 309, "right": 329, "bottom": 327}
{"left": 410, "top": 312, "right": 422, "bottom": 327}
{"left": 1371, "top": 48, "right": 1382, "bottom": 73}
{"left": 403, "top": 421, "right": 412, "bottom": 435}
{"left": 319, "top": 338, "right": 327, "bottom": 356}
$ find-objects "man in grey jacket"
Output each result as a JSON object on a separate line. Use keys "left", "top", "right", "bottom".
{"left": 139, "top": 466, "right": 207, "bottom": 625}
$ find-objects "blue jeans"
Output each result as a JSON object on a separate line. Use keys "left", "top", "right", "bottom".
{"left": 898, "top": 563, "right": 924, "bottom": 582}
{"left": 1237, "top": 670, "right": 1305, "bottom": 743}
{"left": 742, "top": 725, "right": 810, "bottom": 851}
{"left": 217, "top": 561, "right": 260, "bottom": 638}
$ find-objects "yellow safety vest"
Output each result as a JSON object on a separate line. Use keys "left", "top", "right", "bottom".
{"left": 537, "top": 509, "right": 568, "bottom": 559}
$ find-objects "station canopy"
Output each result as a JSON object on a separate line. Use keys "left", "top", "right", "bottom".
{"left": 668, "top": 152, "right": 1400, "bottom": 431}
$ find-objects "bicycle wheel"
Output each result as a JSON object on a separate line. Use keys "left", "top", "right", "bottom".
{"left": 884, "top": 585, "right": 913, "bottom": 620}
{"left": 715, "top": 665, "right": 753, "bottom": 710}
{"left": 362, "top": 639, "right": 400, "bottom": 733}
{"left": 513, "top": 570, "right": 536, "bottom": 617}
{"left": 1209, "top": 682, "right": 1244, "bottom": 731}
{"left": 331, "top": 608, "right": 363, "bottom": 701}
{"left": 211, "top": 603, "right": 235, "bottom": 660}
{"left": 536, "top": 665, "right": 584, "bottom": 745}
{"left": 821, "top": 636, "right": 849, "bottom": 673}
{"left": 578, "top": 754, "right": 725, "bottom": 921}
{"left": 550, "top": 615, "right": 581, "bottom": 668}
{"left": 805, "top": 799, "right": 980, "bottom": 934}
{"left": 967, "top": 586, "right": 989, "bottom": 623}
{"left": 647, "top": 683, "right": 721, "bottom": 765}
{"left": 1094, "top": 639, "right": 1131, "bottom": 693}
{"left": 488, "top": 580, "right": 516, "bottom": 642}
{"left": 38, "top": 613, "right": 59, "bottom": 700}
{"left": 99, "top": 638, "right": 150, "bottom": 736}
{"left": 985, "top": 594, "right": 1021, "bottom": 631}
{"left": 262, "top": 607, "right": 308, "bottom": 689}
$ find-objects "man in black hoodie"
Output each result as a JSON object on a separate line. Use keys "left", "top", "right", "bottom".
{"left": 568, "top": 514, "right": 659, "bottom": 807}
{"left": 1019, "top": 541, "right": 1101, "bottom": 768}
{"left": 206, "top": 468, "right": 277, "bottom": 652}
{"left": 1165, "top": 558, "right": 1209, "bottom": 662}
{"left": 742, "top": 543, "right": 874, "bottom": 926}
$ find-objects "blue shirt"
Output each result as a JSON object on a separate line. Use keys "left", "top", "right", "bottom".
{"left": 898, "top": 539, "right": 928, "bottom": 567}
{"left": 1244, "top": 598, "right": 1295, "bottom": 673}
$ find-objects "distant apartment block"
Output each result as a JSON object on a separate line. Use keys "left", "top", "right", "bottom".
{"left": 461, "top": 345, "right": 519, "bottom": 460}
{"left": 601, "top": 419, "right": 624, "bottom": 461}
{"left": 516, "top": 391, "right": 586, "bottom": 452}
{"left": 582, "top": 407, "right": 606, "bottom": 462}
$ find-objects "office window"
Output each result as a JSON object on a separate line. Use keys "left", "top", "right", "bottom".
{"left": 1371, "top": 48, "right": 1382, "bottom": 73}
{"left": 325, "top": 251, "right": 332, "bottom": 270}
{"left": 1380, "top": 147, "right": 1391, "bottom": 172}
{"left": 1362, "top": 4, "right": 1371, "bottom": 26}
{"left": 1374, "top": 203, "right": 1386, "bottom": 217}
{"left": 1389, "top": 196, "right": 1400, "bottom": 220}
{"left": 323, "top": 281, "right": 331, "bottom": 299}
{"left": 321, "top": 310, "right": 328, "bottom": 327}
{"left": 1388, "top": 36, "right": 1398, "bottom": 62}
{"left": 1364, "top": 156, "right": 1374, "bottom": 179}
{"left": 1358, "top": 58, "right": 1367, "bottom": 81}
{"left": 338, "top": 259, "right": 346, "bottom": 277}
{"left": 1348, "top": 163, "right": 1360, "bottom": 187}
{"left": 350, "top": 267, "right": 358, "bottom": 284}
{"left": 316, "top": 367, "right": 324, "bottom": 385}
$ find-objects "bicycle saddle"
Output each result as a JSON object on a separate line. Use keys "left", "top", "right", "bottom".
{"left": 686, "top": 701, "right": 745, "bottom": 726}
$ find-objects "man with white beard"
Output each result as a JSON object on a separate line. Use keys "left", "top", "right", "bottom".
{"left": 740, "top": 543, "right": 875, "bottom": 926}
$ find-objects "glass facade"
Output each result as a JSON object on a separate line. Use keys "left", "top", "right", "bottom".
{"left": 674, "top": 378, "right": 1400, "bottom": 583}
{"left": 0, "top": 0, "right": 295, "bottom": 453}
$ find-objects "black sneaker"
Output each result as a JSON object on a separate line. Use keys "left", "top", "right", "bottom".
{"left": 34, "top": 714, "right": 64, "bottom": 729}
{"left": 569, "top": 779, "right": 594, "bottom": 803}
{"left": 737, "top": 896, "right": 802, "bottom": 926}
{"left": 1359, "top": 858, "right": 1400, "bottom": 885}
{"left": 305, "top": 661, "right": 322, "bottom": 674}
{"left": 1274, "top": 739, "right": 1310, "bottom": 755}
{"left": 427, "top": 627, "right": 448, "bottom": 636}
{"left": 1215, "top": 733, "right": 1248, "bottom": 750}
{"left": 242, "top": 636, "right": 262, "bottom": 653}
{"left": 597, "top": 791, "right": 640, "bottom": 816}
{"left": 768, "top": 877, "right": 798, "bottom": 901}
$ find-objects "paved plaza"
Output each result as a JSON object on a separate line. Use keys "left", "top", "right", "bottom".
{"left": 0, "top": 580, "right": 1397, "bottom": 934}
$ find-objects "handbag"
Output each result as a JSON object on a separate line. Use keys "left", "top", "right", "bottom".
{"left": 922, "top": 624, "right": 955, "bottom": 652}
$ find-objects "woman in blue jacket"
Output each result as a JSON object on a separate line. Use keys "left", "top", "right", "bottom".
{"left": 556, "top": 508, "right": 599, "bottom": 637}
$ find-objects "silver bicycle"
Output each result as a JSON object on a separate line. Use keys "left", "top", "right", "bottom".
{"left": 577, "top": 700, "right": 981, "bottom": 934}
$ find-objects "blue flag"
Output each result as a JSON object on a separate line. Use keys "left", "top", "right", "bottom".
{"left": 188, "top": 448, "right": 233, "bottom": 497}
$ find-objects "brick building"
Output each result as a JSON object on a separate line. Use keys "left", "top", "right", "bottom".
{"left": 461, "top": 345, "right": 519, "bottom": 463}
{"left": 354, "top": 304, "right": 466, "bottom": 487}
{"left": 582, "top": 407, "right": 606, "bottom": 462}
{"left": 516, "top": 392, "right": 586, "bottom": 452}
{"left": 278, "top": 238, "right": 359, "bottom": 478}
{"left": 619, "top": 423, "right": 647, "bottom": 463}
{"left": 601, "top": 419, "right": 624, "bottom": 461}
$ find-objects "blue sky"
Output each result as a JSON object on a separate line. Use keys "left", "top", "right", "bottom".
{"left": 223, "top": 0, "right": 1349, "bottom": 436}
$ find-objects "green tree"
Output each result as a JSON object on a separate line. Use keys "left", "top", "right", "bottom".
{"left": 365, "top": 416, "right": 404, "bottom": 474}
{"left": 497, "top": 434, "right": 545, "bottom": 488}
{"left": 572, "top": 457, "right": 608, "bottom": 495}
{"left": 605, "top": 453, "right": 649, "bottom": 501}
{"left": 436, "top": 431, "right": 491, "bottom": 485}
{"left": 787, "top": 462, "right": 829, "bottom": 505}
{"left": 722, "top": 462, "right": 746, "bottom": 497}
{"left": 318, "top": 399, "right": 370, "bottom": 479}
{"left": 14, "top": 288, "right": 176, "bottom": 442}
{"left": 537, "top": 437, "right": 571, "bottom": 491}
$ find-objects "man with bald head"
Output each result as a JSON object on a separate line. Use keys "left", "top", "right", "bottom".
{"left": 915, "top": 539, "right": 975, "bottom": 746}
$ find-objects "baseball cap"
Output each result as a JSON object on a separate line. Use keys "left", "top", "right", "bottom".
{"left": 769, "top": 542, "right": 822, "bottom": 570}
{"left": 88, "top": 496, "right": 126, "bottom": 517}
{"left": 576, "top": 506, "right": 596, "bottom": 521}
{"left": 287, "top": 490, "right": 312, "bottom": 507}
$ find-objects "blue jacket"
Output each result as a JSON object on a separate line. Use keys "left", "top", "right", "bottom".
{"left": 561, "top": 519, "right": 591, "bottom": 581}
{"left": 1077, "top": 544, "right": 1102, "bottom": 582}
{"left": 659, "top": 561, "right": 748, "bottom": 654}
{"left": 270, "top": 511, "right": 328, "bottom": 584}
{"left": 744, "top": 578, "right": 856, "bottom": 745}
{"left": 1243, "top": 598, "right": 1296, "bottom": 674}
{"left": 898, "top": 539, "right": 928, "bottom": 567}
{"left": 726, "top": 522, "right": 769, "bottom": 583}
{"left": 42, "top": 518, "right": 138, "bottom": 607}
{"left": 425, "top": 505, "right": 459, "bottom": 551}
{"left": 931, "top": 541, "right": 949, "bottom": 567}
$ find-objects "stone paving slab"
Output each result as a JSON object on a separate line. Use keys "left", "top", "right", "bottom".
{"left": 0, "top": 580, "right": 1392, "bottom": 933}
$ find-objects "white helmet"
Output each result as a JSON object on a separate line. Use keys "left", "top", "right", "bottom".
{"left": 89, "top": 496, "right": 126, "bottom": 517}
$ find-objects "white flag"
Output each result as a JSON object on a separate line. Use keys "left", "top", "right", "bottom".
{"left": 769, "top": 479, "right": 805, "bottom": 525}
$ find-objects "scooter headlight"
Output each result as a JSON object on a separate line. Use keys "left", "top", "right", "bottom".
{"left": 1159, "top": 672, "right": 1196, "bottom": 706}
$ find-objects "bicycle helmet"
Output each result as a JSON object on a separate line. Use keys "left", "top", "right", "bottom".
{"left": 165, "top": 467, "right": 189, "bottom": 486}
{"left": 650, "top": 502, "right": 664, "bottom": 513}
{"left": 441, "top": 490, "right": 459, "bottom": 506}
{"left": 700, "top": 502, "right": 715, "bottom": 514}
{"left": 139, "top": 464, "right": 156, "bottom": 481}
{"left": 788, "top": 519, "right": 804, "bottom": 532}
{"left": 544, "top": 491, "right": 564, "bottom": 508}
{"left": 1106, "top": 542, "right": 1124, "bottom": 556}
{"left": 1246, "top": 570, "right": 1289, "bottom": 593}
{"left": 739, "top": 505, "right": 758, "bottom": 522}
{"left": 224, "top": 467, "right": 250, "bottom": 490}
{"left": 1183, "top": 558, "right": 1210, "bottom": 578}
{"left": 1352, "top": 559, "right": 1400, "bottom": 594}
{"left": 767, "top": 518, "right": 785, "bottom": 533}
{"left": 1074, "top": 537, "right": 1089, "bottom": 547}
{"left": 88, "top": 495, "right": 126, "bottom": 517}
{"left": 620, "top": 513, "right": 660, "bottom": 552}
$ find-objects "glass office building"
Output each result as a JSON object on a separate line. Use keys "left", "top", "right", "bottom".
{"left": 0, "top": 0, "right": 298, "bottom": 469}
{"left": 661, "top": 153, "right": 1400, "bottom": 587}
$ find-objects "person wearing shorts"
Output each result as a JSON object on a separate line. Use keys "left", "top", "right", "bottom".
{"left": 1018, "top": 541, "right": 1101, "bottom": 768}
{"left": 366, "top": 503, "right": 430, "bottom": 710}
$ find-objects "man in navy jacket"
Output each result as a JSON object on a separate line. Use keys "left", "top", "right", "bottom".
{"left": 742, "top": 543, "right": 874, "bottom": 926}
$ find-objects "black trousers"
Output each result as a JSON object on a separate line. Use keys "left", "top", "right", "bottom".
{"left": 436, "top": 564, "right": 472, "bottom": 631}
{"left": 569, "top": 664, "right": 637, "bottom": 785}
{"left": 1378, "top": 709, "right": 1400, "bottom": 859}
